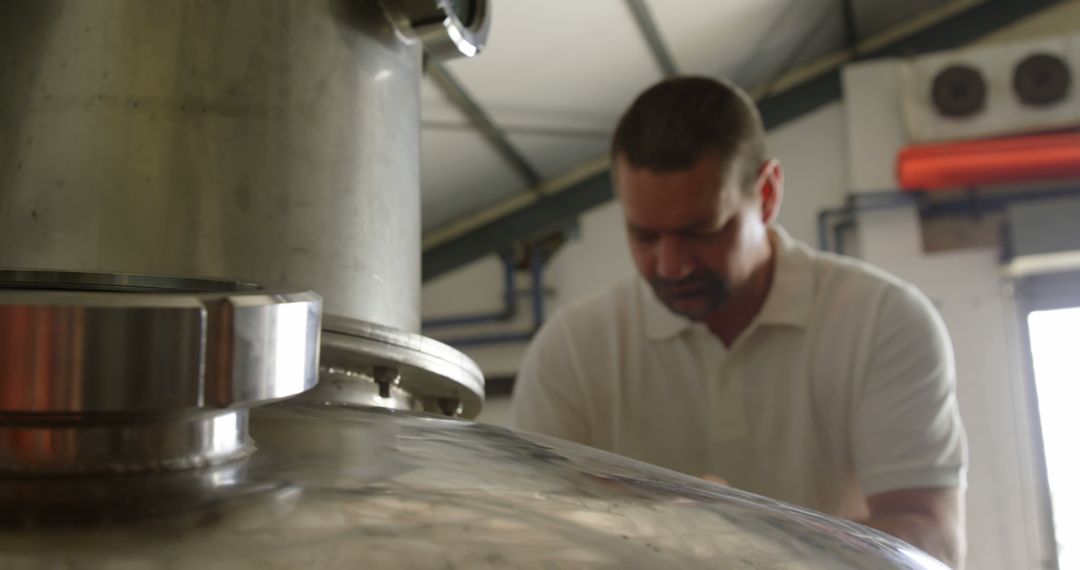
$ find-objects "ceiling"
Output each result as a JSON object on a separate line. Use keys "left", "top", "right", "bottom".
{"left": 418, "top": 0, "right": 954, "bottom": 233}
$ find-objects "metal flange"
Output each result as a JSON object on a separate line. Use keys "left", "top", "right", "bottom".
{"left": 314, "top": 314, "right": 484, "bottom": 418}
{"left": 380, "top": 0, "right": 490, "bottom": 59}
{"left": 0, "top": 270, "right": 322, "bottom": 473}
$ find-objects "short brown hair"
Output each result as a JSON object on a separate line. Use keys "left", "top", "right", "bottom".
{"left": 611, "top": 76, "right": 766, "bottom": 192}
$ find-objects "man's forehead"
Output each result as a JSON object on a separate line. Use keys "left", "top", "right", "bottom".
{"left": 616, "top": 173, "right": 742, "bottom": 233}
{"left": 614, "top": 153, "right": 741, "bottom": 192}
{"left": 617, "top": 155, "right": 739, "bottom": 204}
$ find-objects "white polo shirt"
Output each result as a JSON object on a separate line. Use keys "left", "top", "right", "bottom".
{"left": 513, "top": 227, "right": 967, "bottom": 519}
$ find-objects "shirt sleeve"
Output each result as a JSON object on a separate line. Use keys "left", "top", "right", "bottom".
{"left": 512, "top": 311, "right": 591, "bottom": 445}
{"left": 853, "top": 284, "right": 969, "bottom": 498}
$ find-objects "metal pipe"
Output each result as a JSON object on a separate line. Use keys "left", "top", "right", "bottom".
{"left": 833, "top": 220, "right": 855, "bottom": 256}
{"left": 816, "top": 191, "right": 916, "bottom": 250}
{"left": 440, "top": 249, "right": 547, "bottom": 348}
{"left": 529, "top": 249, "right": 545, "bottom": 327}
{"left": 420, "top": 120, "right": 609, "bottom": 140}
{"left": 817, "top": 208, "right": 847, "bottom": 252}
{"left": 816, "top": 186, "right": 1080, "bottom": 254}
{"left": 840, "top": 0, "right": 860, "bottom": 51}
{"left": 0, "top": 0, "right": 427, "bottom": 331}
{"left": 422, "top": 252, "right": 517, "bottom": 329}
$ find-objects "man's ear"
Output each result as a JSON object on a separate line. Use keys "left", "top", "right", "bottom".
{"left": 758, "top": 159, "right": 783, "bottom": 224}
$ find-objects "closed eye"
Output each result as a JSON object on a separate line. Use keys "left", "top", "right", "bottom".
{"left": 628, "top": 227, "right": 658, "bottom": 244}
{"left": 680, "top": 216, "right": 737, "bottom": 242}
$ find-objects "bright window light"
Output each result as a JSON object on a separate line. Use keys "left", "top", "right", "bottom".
{"left": 1028, "top": 307, "right": 1080, "bottom": 569}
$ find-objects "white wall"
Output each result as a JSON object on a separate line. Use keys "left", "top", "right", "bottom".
{"left": 421, "top": 255, "right": 535, "bottom": 378}
{"left": 857, "top": 209, "right": 1049, "bottom": 570}
{"left": 837, "top": 7, "right": 1080, "bottom": 565}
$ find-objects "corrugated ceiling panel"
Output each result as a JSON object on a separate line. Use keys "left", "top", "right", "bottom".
{"left": 650, "top": 0, "right": 845, "bottom": 87}
{"left": 852, "top": 0, "right": 955, "bottom": 37}
{"left": 419, "top": 0, "right": 965, "bottom": 233}
{"left": 436, "top": 0, "right": 662, "bottom": 121}
{"left": 421, "top": 76, "right": 525, "bottom": 231}
{"left": 505, "top": 132, "right": 609, "bottom": 182}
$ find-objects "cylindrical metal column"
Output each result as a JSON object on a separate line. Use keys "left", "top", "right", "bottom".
{"left": 0, "top": 1, "right": 423, "bottom": 330}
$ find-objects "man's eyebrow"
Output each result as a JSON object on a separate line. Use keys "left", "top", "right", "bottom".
{"left": 681, "top": 219, "right": 716, "bottom": 232}
{"left": 626, "top": 218, "right": 717, "bottom": 234}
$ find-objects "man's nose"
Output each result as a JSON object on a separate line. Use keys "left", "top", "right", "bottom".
{"left": 656, "top": 234, "right": 693, "bottom": 280}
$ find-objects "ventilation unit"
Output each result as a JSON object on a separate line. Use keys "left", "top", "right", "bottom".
{"left": 902, "top": 33, "right": 1080, "bottom": 144}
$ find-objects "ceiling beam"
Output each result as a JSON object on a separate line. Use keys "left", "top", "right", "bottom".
{"left": 427, "top": 60, "right": 543, "bottom": 187}
{"left": 841, "top": 0, "right": 860, "bottom": 50}
{"left": 625, "top": 0, "right": 680, "bottom": 78}
{"left": 423, "top": 0, "right": 1069, "bottom": 282}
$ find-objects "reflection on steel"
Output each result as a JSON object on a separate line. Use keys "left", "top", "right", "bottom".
{"left": 0, "top": 270, "right": 321, "bottom": 474}
{"left": 311, "top": 314, "right": 485, "bottom": 418}
{"left": 0, "top": 2, "right": 945, "bottom": 567}
{"left": 382, "top": 0, "right": 491, "bottom": 59}
{"left": 0, "top": 402, "right": 946, "bottom": 569}
{"left": 1, "top": 410, "right": 252, "bottom": 475}
{"left": 0, "top": 270, "right": 260, "bottom": 293}
{"left": 0, "top": 1, "right": 426, "bottom": 331}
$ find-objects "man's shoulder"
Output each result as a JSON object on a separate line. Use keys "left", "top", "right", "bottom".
{"left": 800, "top": 241, "right": 922, "bottom": 304}
{"left": 786, "top": 238, "right": 942, "bottom": 339}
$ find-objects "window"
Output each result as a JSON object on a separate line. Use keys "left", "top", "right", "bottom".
{"left": 1027, "top": 307, "right": 1080, "bottom": 569}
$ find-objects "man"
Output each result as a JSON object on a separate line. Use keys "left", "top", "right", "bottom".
{"left": 512, "top": 77, "right": 967, "bottom": 568}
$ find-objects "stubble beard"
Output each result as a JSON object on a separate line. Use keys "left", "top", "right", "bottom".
{"left": 649, "top": 273, "right": 731, "bottom": 321}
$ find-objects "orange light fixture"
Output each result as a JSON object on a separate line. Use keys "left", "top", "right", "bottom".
{"left": 897, "top": 131, "right": 1080, "bottom": 190}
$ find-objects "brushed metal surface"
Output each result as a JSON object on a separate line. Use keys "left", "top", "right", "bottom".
{"left": 0, "top": 402, "right": 947, "bottom": 569}
{"left": 0, "top": 270, "right": 321, "bottom": 473}
{"left": 0, "top": 0, "right": 422, "bottom": 330}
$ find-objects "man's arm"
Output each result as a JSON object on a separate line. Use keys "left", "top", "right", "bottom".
{"left": 512, "top": 312, "right": 591, "bottom": 444}
{"left": 862, "top": 488, "right": 965, "bottom": 569}
{"left": 851, "top": 283, "right": 968, "bottom": 568}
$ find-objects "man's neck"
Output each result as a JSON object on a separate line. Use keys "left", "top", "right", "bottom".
{"left": 703, "top": 233, "right": 777, "bottom": 347}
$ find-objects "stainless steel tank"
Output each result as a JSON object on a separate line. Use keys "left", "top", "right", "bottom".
{"left": 0, "top": 0, "right": 485, "bottom": 332}
{"left": 0, "top": 1, "right": 948, "bottom": 568}
{"left": 0, "top": 0, "right": 486, "bottom": 416}
{"left": 0, "top": 270, "right": 942, "bottom": 568}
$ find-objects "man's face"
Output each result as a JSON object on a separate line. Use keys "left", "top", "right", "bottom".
{"left": 615, "top": 152, "right": 773, "bottom": 321}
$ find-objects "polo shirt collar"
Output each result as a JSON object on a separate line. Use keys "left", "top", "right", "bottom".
{"left": 756, "top": 226, "right": 814, "bottom": 328}
{"left": 639, "top": 225, "right": 814, "bottom": 341}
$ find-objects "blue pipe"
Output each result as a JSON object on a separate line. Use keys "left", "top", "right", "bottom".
{"left": 528, "top": 247, "right": 545, "bottom": 329}
{"left": 816, "top": 187, "right": 1080, "bottom": 254}
{"left": 422, "top": 251, "right": 517, "bottom": 329}
{"left": 817, "top": 207, "right": 847, "bottom": 251}
{"left": 817, "top": 191, "right": 916, "bottom": 251}
{"left": 441, "top": 249, "right": 547, "bottom": 348}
